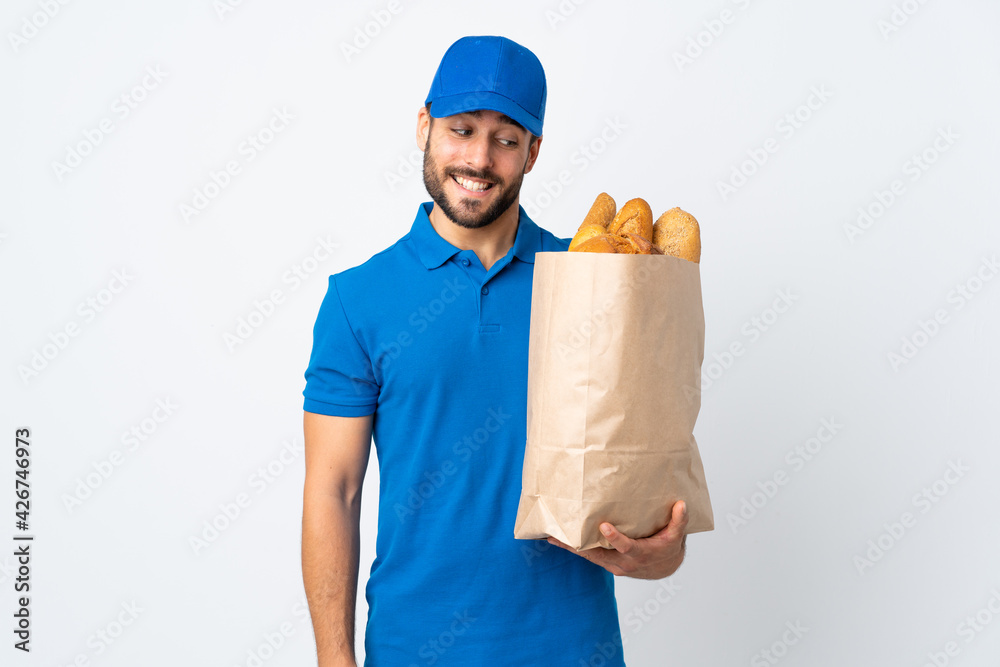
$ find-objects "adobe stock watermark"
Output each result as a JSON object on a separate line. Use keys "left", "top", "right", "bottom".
{"left": 672, "top": 0, "right": 758, "bottom": 72}
{"left": 685, "top": 288, "right": 798, "bottom": 402}
{"left": 555, "top": 294, "right": 620, "bottom": 361}
{"left": 7, "top": 0, "right": 73, "bottom": 53}
{"left": 553, "top": 257, "right": 661, "bottom": 362}
{"left": 750, "top": 620, "right": 809, "bottom": 666}
{"left": 920, "top": 588, "right": 1000, "bottom": 667}
{"left": 521, "top": 116, "right": 628, "bottom": 219}
{"left": 0, "top": 555, "right": 17, "bottom": 586}
{"left": 383, "top": 76, "right": 498, "bottom": 192}
{"left": 621, "top": 580, "right": 681, "bottom": 644}
{"left": 51, "top": 65, "right": 168, "bottom": 182}
{"left": 339, "top": 0, "right": 405, "bottom": 63}
{"left": 853, "top": 459, "right": 969, "bottom": 575}
{"left": 235, "top": 597, "right": 311, "bottom": 667}
{"left": 520, "top": 537, "right": 556, "bottom": 567}
{"left": 224, "top": 235, "right": 339, "bottom": 352}
{"left": 716, "top": 85, "right": 833, "bottom": 202}
{"left": 543, "top": 0, "right": 590, "bottom": 31}
{"left": 17, "top": 268, "right": 135, "bottom": 385}
{"left": 383, "top": 115, "right": 627, "bottom": 198}
{"left": 408, "top": 610, "right": 477, "bottom": 667}
{"left": 349, "top": 275, "right": 470, "bottom": 396}
{"left": 727, "top": 417, "right": 843, "bottom": 534}
{"left": 877, "top": 0, "right": 932, "bottom": 40}
{"left": 887, "top": 255, "right": 997, "bottom": 372}
{"left": 384, "top": 75, "right": 557, "bottom": 192}
{"left": 579, "top": 634, "right": 625, "bottom": 667}
{"left": 233, "top": 618, "right": 298, "bottom": 667}
{"left": 178, "top": 107, "right": 294, "bottom": 224}
{"left": 393, "top": 406, "right": 511, "bottom": 523}
{"left": 55, "top": 600, "right": 144, "bottom": 666}
{"left": 384, "top": 143, "right": 425, "bottom": 193}
{"left": 843, "top": 126, "right": 958, "bottom": 244}
{"left": 61, "top": 398, "right": 179, "bottom": 513}
{"left": 385, "top": 73, "right": 530, "bottom": 192}
{"left": 188, "top": 438, "right": 303, "bottom": 556}
{"left": 214, "top": 0, "right": 249, "bottom": 21}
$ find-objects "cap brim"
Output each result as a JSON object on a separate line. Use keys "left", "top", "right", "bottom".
{"left": 428, "top": 91, "right": 542, "bottom": 137}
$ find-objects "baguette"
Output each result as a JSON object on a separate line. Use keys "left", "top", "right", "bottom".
{"left": 607, "top": 198, "right": 653, "bottom": 240}
{"left": 578, "top": 192, "right": 617, "bottom": 231}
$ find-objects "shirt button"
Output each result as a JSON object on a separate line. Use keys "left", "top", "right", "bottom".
{"left": 461, "top": 258, "right": 470, "bottom": 267}
{"left": 481, "top": 286, "right": 489, "bottom": 295}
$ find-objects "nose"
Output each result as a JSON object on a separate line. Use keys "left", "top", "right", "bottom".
{"left": 463, "top": 133, "right": 494, "bottom": 172}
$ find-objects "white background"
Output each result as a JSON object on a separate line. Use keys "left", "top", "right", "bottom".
{"left": 3, "top": 1, "right": 999, "bottom": 665}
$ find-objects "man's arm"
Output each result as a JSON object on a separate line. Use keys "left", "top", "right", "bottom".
{"left": 302, "top": 411, "right": 374, "bottom": 667}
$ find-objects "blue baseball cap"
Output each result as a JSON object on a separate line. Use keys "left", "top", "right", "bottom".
{"left": 425, "top": 36, "right": 546, "bottom": 137}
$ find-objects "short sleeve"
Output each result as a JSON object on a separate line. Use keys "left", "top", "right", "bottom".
{"left": 302, "top": 275, "right": 379, "bottom": 416}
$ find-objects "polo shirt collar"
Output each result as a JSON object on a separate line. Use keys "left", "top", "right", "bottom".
{"left": 409, "top": 201, "right": 544, "bottom": 270}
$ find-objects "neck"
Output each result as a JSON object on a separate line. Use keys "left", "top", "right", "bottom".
{"left": 427, "top": 200, "right": 520, "bottom": 272}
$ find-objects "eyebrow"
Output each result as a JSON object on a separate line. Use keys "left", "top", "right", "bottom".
{"left": 462, "top": 109, "right": 527, "bottom": 133}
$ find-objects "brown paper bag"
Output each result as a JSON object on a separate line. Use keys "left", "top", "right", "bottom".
{"left": 514, "top": 252, "right": 713, "bottom": 550}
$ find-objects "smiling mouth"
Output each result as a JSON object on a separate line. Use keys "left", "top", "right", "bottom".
{"left": 451, "top": 174, "right": 495, "bottom": 193}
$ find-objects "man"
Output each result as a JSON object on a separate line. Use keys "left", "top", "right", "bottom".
{"left": 301, "top": 35, "right": 688, "bottom": 667}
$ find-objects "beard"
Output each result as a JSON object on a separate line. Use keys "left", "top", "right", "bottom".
{"left": 422, "top": 146, "right": 526, "bottom": 230}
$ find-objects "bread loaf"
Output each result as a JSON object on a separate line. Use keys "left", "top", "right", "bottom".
{"left": 620, "top": 232, "right": 663, "bottom": 255}
{"left": 573, "top": 235, "right": 617, "bottom": 253}
{"left": 567, "top": 194, "right": 701, "bottom": 263}
{"left": 569, "top": 223, "right": 609, "bottom": 251}
{"left": 578, "top": 192, "right": 616, "bottom": 231}
{"left": 607, "top": 198, "right": 653, "bottom": 240}
{"left": 652, "top": 207, "right": 701, "bottom": 264}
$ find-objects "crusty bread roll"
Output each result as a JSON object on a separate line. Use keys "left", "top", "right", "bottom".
{"left": 620, "top": 232, "right": 664, "bottom": 255}
{"left": 652, "top": 207, "right": 700, "bottom": 263}
{"left": 578, "top": 192, "right": 616, "bottom": 231}
{"left": 607, "top": 198, "right": 653, "bottom": 240}
{"left": 569, "top": 223, "right": 608, "bottom": 251}
{"left": 606, "top": 235, "right": 633, "bottom": 254}
{"left": 568, "top": 194, "right": 703, "bottom": 260}
{"left": 573, "top": 235, "right": 617, "bottom": 253}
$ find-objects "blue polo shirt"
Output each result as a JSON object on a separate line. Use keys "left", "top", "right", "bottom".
{"left": 303, "top": 202, "right": 626, "bottom": 667}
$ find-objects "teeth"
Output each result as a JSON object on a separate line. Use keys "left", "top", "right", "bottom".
{"left": 455, "top": 175, "right": 491, "bottom": 192}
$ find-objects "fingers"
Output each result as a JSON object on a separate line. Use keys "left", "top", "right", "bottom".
{"left": 669, "top": 503, "right": 689, "bottom": 561}
{"left": 676, "top": 500, "right": 688, "bottom": 521}
{"left": 647, "top": 500, "right": 689, "bottom": 543}
{"left": 546, "top": 536, "right": 571, "bottom": 551}
{"left": 674, "top": 503, "right": 688, "bottom": 541}
{"left": 669, "top": 500, "right": 689, "bottom": 539}
{"left": 547, "top": 537, "right": 598, "bottom": 559}
{"left": 547, "top": 537, "right": 612, "bottom": 570}
{"left": 600, "top": 522, "right": 636, "bottom": 555}
{"left": 546, "top": 532, "right": 627, "bottom": 557}
{"left": 545, "top": 505, "right": 690, "bottom": 579}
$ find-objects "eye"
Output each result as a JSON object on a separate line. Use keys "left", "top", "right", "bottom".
{"left": 452, "top": 128, "right": 472, "bottom": 137}
{"left": 498, "top": 137, "right": 518, "bottom": 147}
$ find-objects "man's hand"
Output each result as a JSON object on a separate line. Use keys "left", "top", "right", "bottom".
{"left": 546, "top": 501, "right": 689, "bottom": 580}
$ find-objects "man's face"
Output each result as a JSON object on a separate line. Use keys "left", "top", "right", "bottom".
{"left": 419, "top": 108, "right": 540, "bottom": 229}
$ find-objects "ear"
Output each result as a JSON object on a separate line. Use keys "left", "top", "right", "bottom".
{"left": 523, "top": 134, "right": 543, "bottom": 174}
{"left": 416, "top": 106, "right": 431, "bottom": 152}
